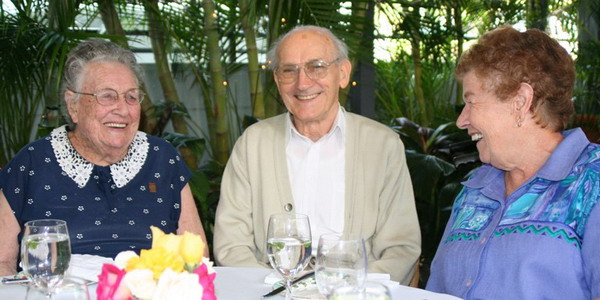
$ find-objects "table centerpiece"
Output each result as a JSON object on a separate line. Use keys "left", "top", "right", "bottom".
{"left": 96, "top": 226, "right": 216, "bottom": 300}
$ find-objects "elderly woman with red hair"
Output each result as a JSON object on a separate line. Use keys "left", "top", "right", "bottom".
{"left": 426, "top": 26, "right": 600, "bottom": 299}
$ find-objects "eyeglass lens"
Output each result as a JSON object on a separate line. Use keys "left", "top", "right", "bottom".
{"left": 277, "top": 59, "right": 335, "bottom": 83}
{"left": 95, "top": 88, "right": 144, "bottom": 105}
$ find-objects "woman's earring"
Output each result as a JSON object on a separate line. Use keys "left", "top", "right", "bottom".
{"left": 517, "top": 118, "right": 522, "bottom": 127}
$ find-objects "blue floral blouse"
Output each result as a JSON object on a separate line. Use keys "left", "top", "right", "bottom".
{"left": 427, "top": 128, "right": 600, "bottom": 299}
{"left": 0, "top": 125, "right": 191, "bottom": 258}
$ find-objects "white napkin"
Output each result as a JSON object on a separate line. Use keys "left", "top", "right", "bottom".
{"left": 365, "top": 273, "right": 399, "bottom": 290}
{"left": 66, "top": 254, "right": 114, "bottom": 282}
{"left": 264, "top": 271, "right": 285, "bottom": 285}
{"left": 263, "top": 271, "right": 398, "bottom": 287}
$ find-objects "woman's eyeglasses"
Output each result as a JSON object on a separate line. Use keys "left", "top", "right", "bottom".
{"left": 274, "top": 58, "right": 340, "bottom": 84}
{"left": 70, "top": 88, "right": 145, "bottom": 106}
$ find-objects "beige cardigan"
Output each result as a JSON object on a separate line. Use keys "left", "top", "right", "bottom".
{"left": 213, "top": 111, "right": 421, "bottom": 284}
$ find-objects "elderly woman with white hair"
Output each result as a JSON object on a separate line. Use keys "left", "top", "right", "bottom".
{"left": 0, "top": 38, "right": 207, "bottom": 276}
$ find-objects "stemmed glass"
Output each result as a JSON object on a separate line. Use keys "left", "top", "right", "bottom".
{"left": 315, "top": 234, "right": 367, "bottom": 299}
{"left": 266, "top": 213, "right": 312, "bottom": 300}
{"left": 21, "top": 219, "right": 72, "bottom": 299}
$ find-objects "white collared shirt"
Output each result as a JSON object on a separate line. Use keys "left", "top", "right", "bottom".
{"left": 285, "top": 106, "right": 345, "bottom": 251}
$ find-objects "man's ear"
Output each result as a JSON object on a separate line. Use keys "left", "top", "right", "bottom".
{"left": 338, "top": 59, "right": 352, "bottom": 89}
{"left": 64, "top": 90, "right": 80, "bottom": 124}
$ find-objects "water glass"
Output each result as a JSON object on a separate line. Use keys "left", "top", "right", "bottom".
{"left": 266, "top": 213, "right": 312, "bottom": 300}
{"left": 329, "top": 282, "right": 391, "bottom": 300}
{"left": 26, "top": 277, "right": 90, "bottom": 300}
{"left": 21, "top": 219, "right": 72, "bottom": 298}
{"left": 315, "top": 234, "right": 367, "bottom": 298}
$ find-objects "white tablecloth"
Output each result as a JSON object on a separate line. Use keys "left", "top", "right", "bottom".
{"left": 214, "top": 267, "right": 461, "bottom": 300}
{"left": 0, "top": 267, "right": 461, "bottom": 300}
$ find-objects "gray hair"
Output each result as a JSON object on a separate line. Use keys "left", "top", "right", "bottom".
{"left": 266, "top": 25, "right": 349, "bottom": 70}
{"left": 61, "top": 38, "right": 143, "bottom": 128}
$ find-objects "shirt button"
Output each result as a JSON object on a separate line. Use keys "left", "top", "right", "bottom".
{"left": 480, "top": 237, "right": 487, "bottom": 244}
{"left": 465, "top": 279, "right": 473, "bottom": 287}
{"left": 284, "top": 203, "right": 293, "bottom": 212}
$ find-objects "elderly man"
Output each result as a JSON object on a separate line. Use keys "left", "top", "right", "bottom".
{"left": 213, "top": 25, "right": 421, "bottom": 284}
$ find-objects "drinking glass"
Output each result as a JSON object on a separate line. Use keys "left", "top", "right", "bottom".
{"left": 315, "top": 234, "right": 367, "bottom": 298}
{"left": 26, "top": 277, "right": 90, "bottom": 300}
{"left": 266, "top": 213, "right": 312, "bottom": 300}
{"left": 329, "top": 282, "right": 391, "bottom": 300}
{"left": 21, "top": 219, "right": 72, "bottom": 299}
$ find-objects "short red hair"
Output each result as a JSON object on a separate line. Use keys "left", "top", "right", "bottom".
{"left": 456, "top": 26, "right": 575, "bottom": 131}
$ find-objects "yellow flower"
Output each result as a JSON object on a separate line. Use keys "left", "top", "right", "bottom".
{"left": 125, "top": 255, "right": 141, "bottom": 272}
{"left": 151, "top": 226, "right": 181, "bottom": 257}
{"left": 180, "top": 231, "right": 205, "bottom": 264}
{"left": 126, "top": 248, "right": 185, "bottom": 280}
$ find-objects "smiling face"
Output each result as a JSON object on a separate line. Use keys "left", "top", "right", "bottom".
{"left": 457, "top": 71, "right": 519, "bottom": 169}
{"left": 65, "top": 61, "right": 141, "bottom": 164}
{"left": 274, "top": 30, "right": 351, "bottom": 131}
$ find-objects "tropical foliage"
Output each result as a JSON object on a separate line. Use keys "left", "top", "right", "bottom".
{"left": 571, "top": 0, "right": 600, "bottom": 142}
{"left": 392, "top": 117, "right": 480, "bottom": 284}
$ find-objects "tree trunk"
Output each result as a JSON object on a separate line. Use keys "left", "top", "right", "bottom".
{"left": 97, "top": 0, "right": 127, "bottom": 48}
{"left": 453, "top": 1, "right": 463, "bottom": 106}
{"left": 264, "top": 0, "right": 285, "bottom": 117}
{"left": 345, "top": 1, "right": 368, "bottom": 109}
{"left": 45, "top": 1, "right": 77, "bottom": 131}
{"left": 526, "top": 0, "right": 548, "bottom": 30}
{"left": 97, "top": 0, "right": 158, "bottom": 134}
{"left": 408, "top": 7, "right": 427, "bottom": 125}
{"left": 144, "top": 0, "right": 197, "bottom": 168}
{"left": 239, "top": 0, "right": 266, "bottom": 119}
{"left": 203, "top": 0, "right": 230, "bottom": 166}
{"left": 348, "top": 0, "right": 375, "bottom": 118}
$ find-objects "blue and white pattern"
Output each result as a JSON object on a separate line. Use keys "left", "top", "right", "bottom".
{"left": 446, "top": 148, "right": 600, "bottom": 246}
{"left": 0, "top": 125, "right": 191, "bottom": 259}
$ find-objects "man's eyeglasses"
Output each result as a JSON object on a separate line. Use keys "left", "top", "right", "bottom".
{"left": 70, "top": 88, "right": 145, "bottom": 106}
{"left": 275, "top": 58, "right": 340, "bottom": 84}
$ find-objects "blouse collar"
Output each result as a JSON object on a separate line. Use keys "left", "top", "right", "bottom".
{"left": 50, "top": 125, "right": 149, "bottom": 188}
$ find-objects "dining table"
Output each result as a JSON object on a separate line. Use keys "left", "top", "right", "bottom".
{"left": 0, "top": 266, "right": 462, "bottom": 300}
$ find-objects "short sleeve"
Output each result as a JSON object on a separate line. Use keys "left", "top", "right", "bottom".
{"left": 0, "top": 144, "right": 36, "bottom": 223}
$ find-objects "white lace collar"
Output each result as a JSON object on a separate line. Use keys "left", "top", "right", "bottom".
{"left": 50, "top": 125, "right": 149, "bottom": 188}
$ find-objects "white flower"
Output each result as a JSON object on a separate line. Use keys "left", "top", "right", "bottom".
{"left": 152, "top": 268, "right": 203, "bottom": 300}
{"left": 202, "top": 257, "right": 217, "bottom": 274}
{"left": 123, "top": 269, "right": 156, "bottom": 300}
{"left": 114, "top": 251, "right": 139, "bottom": 269}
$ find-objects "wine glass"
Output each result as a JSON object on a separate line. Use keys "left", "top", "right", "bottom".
{"left": 329, "top": 282, "right": 391, "bottom": 300}
{"left": 266, "top": 213, "right": 312, "bottom": 300}
{"left": 21, "top": 219, "right": 72, "bottom": 299}
{"left": 315, "top": 234, "right": 367, "bottom": 298}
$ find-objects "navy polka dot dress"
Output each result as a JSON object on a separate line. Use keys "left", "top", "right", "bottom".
{"left": 0, "top": 125, "right": 191, "bottom": 258}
